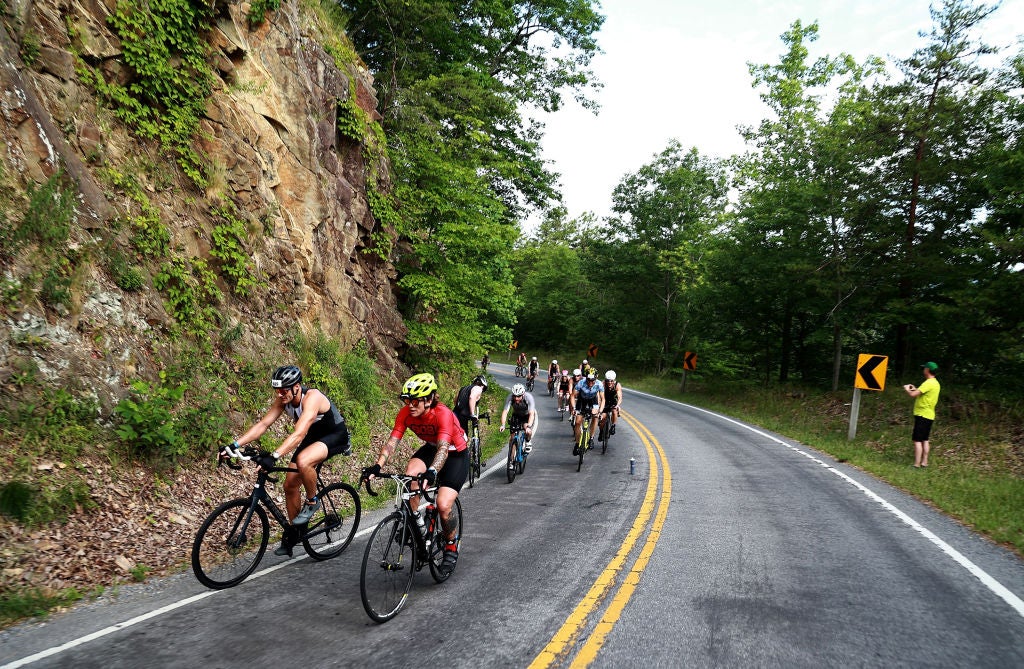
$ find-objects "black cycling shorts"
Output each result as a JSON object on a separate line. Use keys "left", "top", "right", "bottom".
{"left": 292, "top": 426, "right": 351, "bottom": 460}
{"left": 412, "top": 443, "right": 468, "bottom": 492}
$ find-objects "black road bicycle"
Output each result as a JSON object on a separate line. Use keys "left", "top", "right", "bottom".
{"left": 191, "top": 444, "right": 361, "bottom": 589}
{"left": 514, "top": 364, "right": 525, "bottom": 377}
{"left": 599, "top": 408, "right": 614, "bottom": 454}
{"left": 358, "top": 472, "right": 463, "bottom": 622}
{"left": 504, "top": 420, "right": 529, "bottom": 483}
{"left": 467, "top": 412, "right": 490, "bottom": 488}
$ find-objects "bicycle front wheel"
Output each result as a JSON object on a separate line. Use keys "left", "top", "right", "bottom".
{"left": 428, "top": 497, "right": 463, "bottom": 583}
{"left": 360, "top": 513, "right": 416, "bottom": 623}
{"left": 517, "top": 435, "right": 527, "bottom": 475}
{"left": 192, "top": 499, "right": 269, "bottom": 589}
{"left": 506, "top": 438, "right": 517, "bottom": 483}
{"left": 577, "top": 431, "right": 587, "bottom": 472}
{"left": 600, "top": 420, "right": 610, "bottom": 455}
{"left": 302, "top": 482, "right": 361, "bottom": 560}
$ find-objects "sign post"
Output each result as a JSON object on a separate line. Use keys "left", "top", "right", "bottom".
{"left": 849, "top": 354, "right": 888, "bottom": 440}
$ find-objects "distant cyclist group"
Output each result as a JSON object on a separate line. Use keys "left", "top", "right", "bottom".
{"left": 209, "top": 355, "right": 622, "bottom": 616}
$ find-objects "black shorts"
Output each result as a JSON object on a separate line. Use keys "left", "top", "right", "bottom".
{"left": 912, "top": 416, "right": 934, "bottom": 442}
{"left": 412, "top": 444, "right": 469, "bottom": 492}
{"left": 293, "top": 426, "right": 351, "bottom": 460}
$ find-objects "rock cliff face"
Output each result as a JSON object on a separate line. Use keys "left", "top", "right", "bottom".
{"left": 0, "top": 0, "right": 406, "bottom": 405}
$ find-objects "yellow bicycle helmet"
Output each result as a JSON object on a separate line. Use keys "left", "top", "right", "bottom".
{"left": 401, "top": 373, "right": 438, "bottom": 399}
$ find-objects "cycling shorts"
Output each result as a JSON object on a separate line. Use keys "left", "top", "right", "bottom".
{"left": 412, "top": 443, "right": 468, "bottom": 492}
{"left": 292, "top": 425, "right": 351, "bottom": 460}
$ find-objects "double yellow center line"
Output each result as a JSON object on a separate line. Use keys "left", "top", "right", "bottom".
{"left": 528, "top": 411, "right": 672, "bottom": 669}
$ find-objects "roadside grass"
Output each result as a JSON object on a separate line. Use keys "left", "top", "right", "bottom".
{"left": 0, "top": 587, "right": 85, "bottom": 628}
{"left": 629, "top": 374, "right": 1024, "bottom": 557}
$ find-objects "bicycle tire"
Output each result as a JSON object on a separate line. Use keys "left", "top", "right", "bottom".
{"left": 600, "top": 420, "right": 610, "bottom": 455}
{"left": 302, "top": 482, "right": 361, "bottom": 560}
{"left": 192, "top": 498, "right": 269, "bottom": 589}
{"left": 428, "top": 497, "right": 463, "bottom": 583}
{"left": 517, "top": 433, "right": 527, "bottom": 475}
{"left": 577, "top": 428, "right": 587, "bottom": 472}
{"left": 560, "top": 405, "right": 564, "bottom": 421}
{"left": 360, "top": 512, "right": 416, "bottom": 623}
{"left": 468, "top": 436, "right": 480, "bottom": 488}
{"left": 506, "top": 437, "right": 517, "bottom": 483}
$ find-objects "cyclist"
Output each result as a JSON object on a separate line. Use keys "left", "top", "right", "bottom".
{"left": 573, "top": 372, "right": 604, "bottom": 454}
{"left": 481, "top": 352, "right": 489, "bottom": 372}
{"left": 547, "top": 359, "right": 560, "bottom": 395}
{"left": 600, "top": 370, "right": 622, "bottom": 436}
{"left": 580, "top": 358, "right": 594, "bottom": 378}
{"left": 557, "top": 369, "right": 572, "bottom": 413}
{"left": 498, "top": 383, "right": 537, "bottom": 464}
{"left": 567, "top": 368, "right": 583, "bottom": 421}
{"left": 527, "top": 356, "right": 540, "bottom": 388}
{"left": 362, "top": 373, "right": 467, "bottom": 577}
{"left": 516, "top": 351, "right": 528, "bottom": 372}
{"left": 229, "top": 365, "right": 350, "bottom": 556}
{"left": 453, "top": 375, "right": 488, "bottom": 435}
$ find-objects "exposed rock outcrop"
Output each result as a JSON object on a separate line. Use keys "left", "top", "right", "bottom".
{"left": 0, "top": 0, "right": 406, "bottom": 403}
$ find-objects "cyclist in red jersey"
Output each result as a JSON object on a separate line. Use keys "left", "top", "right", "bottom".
{"left": 362, "top": 373, "right": 467, "bottom": 576}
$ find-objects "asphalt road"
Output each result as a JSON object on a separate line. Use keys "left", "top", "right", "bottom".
{"left": 2, "top": 363, "right": 1022, "bottom": 668}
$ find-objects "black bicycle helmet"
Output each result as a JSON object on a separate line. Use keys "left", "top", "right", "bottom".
{"left": 474, "top": 375, "right": 488, "bottom": 390}
{"left": 271, "top": 365, "right": 302, "bottom": 388}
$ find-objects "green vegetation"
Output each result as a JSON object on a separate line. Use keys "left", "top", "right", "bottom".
{"left": 80, "top": 0, "right": 215, "bottom": 185}
{"left": 209, "top": 202, "right": 261, "bottom": 297}
{"left": 339, "top": 0, "right": 605, "bottom": 364}
{"left": 0, "top": 478, "right": 96, "bottom": 527}
{"left": 0, "top": 587, "right": 84, "bottom": 628}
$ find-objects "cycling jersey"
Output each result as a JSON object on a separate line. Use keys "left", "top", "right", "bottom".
{"left": 503, "top": 392, "right": 536, "bottom": 427}
{"left": 391, "top": 402, "right": 467, "bottom": 452}
{"left": 574, "top": 379, "right": 602, "bottom": 412}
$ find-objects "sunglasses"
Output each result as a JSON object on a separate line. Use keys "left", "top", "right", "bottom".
{"left": 403, "top": 397, "right": 428, "bottom": 406}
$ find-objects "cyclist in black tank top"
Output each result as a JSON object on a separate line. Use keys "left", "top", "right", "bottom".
{"left": 229, "top": 366, "right": 350, "bottom": 543}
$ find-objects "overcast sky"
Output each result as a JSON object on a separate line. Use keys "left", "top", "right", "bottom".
{"left": 536, "top": 0, "right": 1024, "bottom": 224}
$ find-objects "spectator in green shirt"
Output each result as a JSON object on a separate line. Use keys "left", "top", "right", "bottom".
{"left": 903, "top": 361, "right": 941, "bottom": 468}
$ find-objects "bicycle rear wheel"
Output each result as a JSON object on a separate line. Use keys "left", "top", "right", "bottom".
{"left": 302, "top": 482, "right": 361, "bottom": 560}
{"left": 192, "top": 499, "right": 269, "bottom": 589}
{"left": 468, "top": 436, "right": 480, "bottom": 488}
{"left": 360, "top": 513, "right": 416, "bottom": 623}
{"left": 428, "top": 498, "right": 463, "bottom": 583}
{"left": 506, "top": 437, "right": 517, "bottom": 483}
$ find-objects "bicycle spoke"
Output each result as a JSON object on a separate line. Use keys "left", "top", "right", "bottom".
{"left": 303, "top": 482, "right": 360, "bottom": 560}
{"left": 192, "top": 499, "right": 269, "bottom": 589}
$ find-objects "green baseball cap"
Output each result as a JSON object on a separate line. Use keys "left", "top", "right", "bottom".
{"left": 922, "top": 361, "right": 938, "bottom": 372}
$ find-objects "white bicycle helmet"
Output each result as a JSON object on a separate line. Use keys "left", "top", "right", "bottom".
{"left": 511, "top": 383, "right": 526, "bottom": 397}
{"left": 605, "top": 370, "right": 617, "bottom": 381}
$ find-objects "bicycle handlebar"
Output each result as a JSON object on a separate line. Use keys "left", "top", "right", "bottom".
{"left": 360, "top": 472, "right": 438, "bottom": 503}
{"left": 217, "top": 444, "right": 288, "bottom": 482}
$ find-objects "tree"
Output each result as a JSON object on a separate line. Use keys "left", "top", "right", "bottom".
{"left": 608, "top": 142, "right": 728, "bottom": 373}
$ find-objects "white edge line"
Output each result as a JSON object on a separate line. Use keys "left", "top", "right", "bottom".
{"left": 3, "top": 457, "right": 511, "bottom": 669}
{"left": 625, "top": 387, "right": 1024, "bottom": 618}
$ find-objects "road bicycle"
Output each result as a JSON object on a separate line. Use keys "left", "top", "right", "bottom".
{"left": 574, "top": 409, "right": 596, "bottom": 472}
{"left": 546, "top": 374, "right": 556, "bottom": 397}
{"left": 504, "top": 420, "right": 529, "bottom": 483}
{"left": 358, "top": 472, "right": 463, "bottom": 622}
{"left": 192, "top": 444, "right": 361, "bottom": 589}
{"left": 514, "top": 363, "right": 525, "bottom": 377}
{"left": 467, "top": 411, "right": 490, "bottom": 488}
{"left": 525, "top": 374, "right": 536, "bottom": 392}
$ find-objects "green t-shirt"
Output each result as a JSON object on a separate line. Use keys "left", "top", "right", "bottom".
{"left": 913, "top": 377, "right": 941, "bottom": 420}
